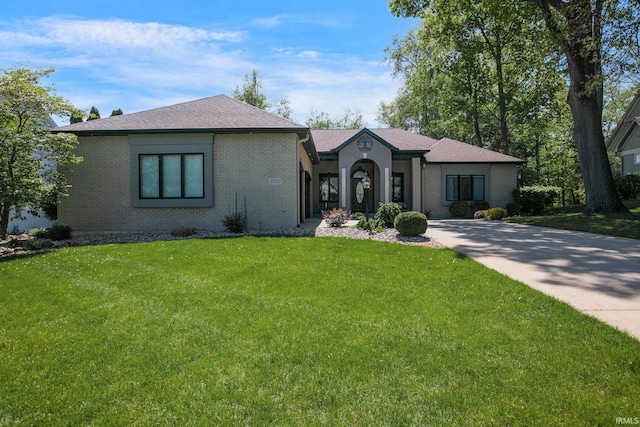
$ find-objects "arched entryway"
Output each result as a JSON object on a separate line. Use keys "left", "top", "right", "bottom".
{"left": 351, "top": 160, "right": 377, "bottom": 214}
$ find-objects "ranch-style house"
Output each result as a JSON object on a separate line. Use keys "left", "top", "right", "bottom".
{"left": 52, "top": 95, "right": 524, "bottom": 233}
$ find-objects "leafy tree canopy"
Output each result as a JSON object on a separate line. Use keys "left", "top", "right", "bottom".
{"left": 0, "top": 66, "right": 83, "bottom": 238}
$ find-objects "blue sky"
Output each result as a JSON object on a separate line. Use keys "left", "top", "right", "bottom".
{"left": 1, "top": 1, "right": 418, "bottom": 126}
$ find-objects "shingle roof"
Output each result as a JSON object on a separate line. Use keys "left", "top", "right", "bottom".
{"left": 52, "top": 95, "right": 307, "bottom": 134}
{"left": 312, "top": 128, "right": 523, "bottom": 163}
{"left": 427, "top": 138, "right": 523, "bottom": 163}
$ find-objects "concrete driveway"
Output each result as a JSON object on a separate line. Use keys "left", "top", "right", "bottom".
{"left": 427, "top": 220, "right": 640, "bottom": 341}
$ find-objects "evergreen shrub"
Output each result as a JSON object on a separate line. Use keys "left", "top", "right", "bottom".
{"left": 394, "top": 211, "right": 428, "bottom": 236}
{"left": 374, "top": 202, "right": 402, "bottom": 228}
{"left": 449, "top": 201, "right": 469, "bottom": 218}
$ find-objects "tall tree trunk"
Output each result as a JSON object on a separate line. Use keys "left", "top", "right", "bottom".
{"left": 566, "top": 65, "right": 626, "bottom": 214}
{"left": 533, "top": 0, "right": 629, "bottom": 215}
{"left": 0, "top": 204, "right": 9, "bottom": 239}
{"left": 495, "top": 49, "right": 510, "bottom": 155}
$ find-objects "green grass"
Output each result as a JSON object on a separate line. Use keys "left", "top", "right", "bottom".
{"left": 505, "top": 200, "right": 640, "bottom": 239}
{"left": 1, "top": 237, "right": 639, "bottom": 425}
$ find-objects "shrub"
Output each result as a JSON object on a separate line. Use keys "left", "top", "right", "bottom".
{"left": 486, "top": 207, "right": 506, "bottom": 221}
{"left": 506, "top": 202, "right": 522, "bottom": 217}
{"left": 27, "top": 228, "right": 49, "bottom": 238}
{"left": 222, "top": 213, "right": 246, "bottom": 233}
{"left": 354, "top": 213, "right": 384, "bottom": 232}
{"left": 374, "top": 202, "right": 402, "bottom": 228}
{"left": 470, "top": 200, "right": 490, "bottom": 214}
{"left": 322, "top": 208, "right": 349, "bottom": 227}
{"left": 171, "top": 226, "right": 197, "bottom": 237}
{"left": 449, "top": 201, "right": 469, "bottom": 218}
{"left": 615, "top": 173, "right": 640, "bottom": 200}
{"left": 394, "top": 211, "right": 428, "bottom": 236}
{"left": 514, "top": 186, "right": 560, "bottom": 215}
{"left": 48, "top": 225, "right": 72, "bottom": 240}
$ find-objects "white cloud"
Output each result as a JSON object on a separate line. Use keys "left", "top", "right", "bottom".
{"left": 0, "top": 17, "right": 247, "bottom": 51}
{"left": 1, "top": 16, "right": 399, "bottom": 126}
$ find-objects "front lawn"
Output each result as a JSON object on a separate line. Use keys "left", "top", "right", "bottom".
{"left": 1, "top": 237, "right": 638, "bottom": 425}
{"left": 504, "top": 200, "right": 640, "bottom": 239}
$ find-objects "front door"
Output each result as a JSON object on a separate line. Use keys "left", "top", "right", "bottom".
{"left": 351, "top": 170, "right": 372, "bottom": 213}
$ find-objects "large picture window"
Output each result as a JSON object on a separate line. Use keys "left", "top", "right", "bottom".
{"left": 446, "top": 175, "right": 485, "bottom": 201}
{"left": 319, "top": 173, "right": 339, "bottom": 203}
{"left": 139, "top": 153, "right": 204, "bottom": 199}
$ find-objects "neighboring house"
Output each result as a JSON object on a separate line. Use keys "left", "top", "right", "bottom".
{"left": 52, "top": 95, "right": 523, "bottom": 234}
{"left": 607, "top": 93, "right": 640, "bottom": 176}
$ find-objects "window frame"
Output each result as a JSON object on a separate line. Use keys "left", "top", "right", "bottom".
{"left": 139, "top": 153, "right": 205, "bottom": 200}
{"left": 319, "top": 173, "right": 339, "bottom": 203}
{"left": 392, "top": 172, "right": 405, "bottom": 203}
{"left": 446, "top": 175, "right": 485, "bottom": 201}
{"left": 130, "top": 134, "right": 213, "bottom": 208}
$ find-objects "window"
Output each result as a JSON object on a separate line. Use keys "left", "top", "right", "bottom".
{"left": 139, "top": 153, "right": 204, "bottom": 199}
{"left": 392, "top": 173, "right": 404, "bottom": 202}
{"left": 635, "top": 153, "right": 640, "bottom": 165}
{"left": 319, "top": 173, "right": 339, "bottom": 202}
{"left": 446, "top": 175, "right": 485, "bottom": 201}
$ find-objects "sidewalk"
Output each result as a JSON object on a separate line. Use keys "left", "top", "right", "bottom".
{"left": 427, "top": 220, "right": 640, "bottom": 341}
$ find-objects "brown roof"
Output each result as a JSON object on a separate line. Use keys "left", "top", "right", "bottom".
{"left": 427, "top": 138, "right": 523, "bottom": 163}
{"left": 52, "top": 95, "right": 307, "bottom": 134}
{"left": 312, "top": 128, "right": 523, "bottom": 163}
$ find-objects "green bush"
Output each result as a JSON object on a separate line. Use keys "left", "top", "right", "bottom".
{"left": 27, "top": 228, "right": 49, "bottom": 238}
{"left": 394, "top": 211, "right": 428, "bottom": 236}
{"left": 506, "top": 202, "right": 522, "bottom": 217}
{"left": 470, "top": 200, "right": 490, "bottom": 214}
{"left": 26, "top": 225, "right": 72, "bottom": 240}
{"left": 48, "top": 225, "right": 72, "bottom": 240}
{"left": 449, "top": 201, "right": 469, "bottom": 218}
{"left": 486, "top": 207, "right": 506, "bottom": 220}
{"left": 373, "top": 202, "right": 402, "bottom": 228}
{"left": 354, "top": 213, "right": 384, "bottom": 232}
{"left": 614, "top": 173, "right": 640, "bottom": 200}
{"left": 222, "top": 213, "right": 246, "bottom": 233}
{"left": 170, "top": 226, "right": 197, "bottom": 237}
{"left": 514, "top": 186, "right": 560, "bottom": 215}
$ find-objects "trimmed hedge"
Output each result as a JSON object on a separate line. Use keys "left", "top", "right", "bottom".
{"left": 394, "top": 211, "right": 428, "bottom": 236}
{"left": 449, "top": 201, "right": 469, "bottom": 218}
{"left": 514, "top": 186, "right": 559, "bottom": 215}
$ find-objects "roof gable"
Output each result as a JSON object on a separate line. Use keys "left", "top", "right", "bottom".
{"left": 608, "top": 93, "right": 640, "bottom": 153}
{"left": 52, "top": 95, "right": 307, "bottom": 134}
{"left": 310, "top": 128, "right": 522, "bottom": 163}
{"left": 311, "top": 128, "right": 436, "bottom": 152}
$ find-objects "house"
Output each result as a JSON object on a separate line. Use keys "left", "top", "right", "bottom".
{"left": 52, "top": 95, "right": 523, "bottom": 233}
{"left": 607, "top": 93, "right": 640, "bottom": 176}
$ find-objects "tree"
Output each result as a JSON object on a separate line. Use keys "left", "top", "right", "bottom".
{"left": 87, "top": 106, "right": 101, "bottom": 121}
{"left": 70, "top": 109, "right": 84, "bottom": 123}
{"left": 388, "top": 0, "right": 553, "bottom": 155}
{"left": 110, "top": 108, "right": 123, "bottom": 116}
{"left": 389, "top": 0, "right": 637, "bottom": 214}
{"left": 232, "top": 69, "right": 269, "bottom": 109}
{"left": 305, "top": 107, "right": 366, "bottom": 129}
{"left": 527, "top": 0, "right": 634, "bottom": 214}
{"left": 0, "top": 67, "right": 82, "bottom": 238}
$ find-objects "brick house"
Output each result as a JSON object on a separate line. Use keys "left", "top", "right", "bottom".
{"left": 53, "top": 95, "right": 523, "bottom": 233}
